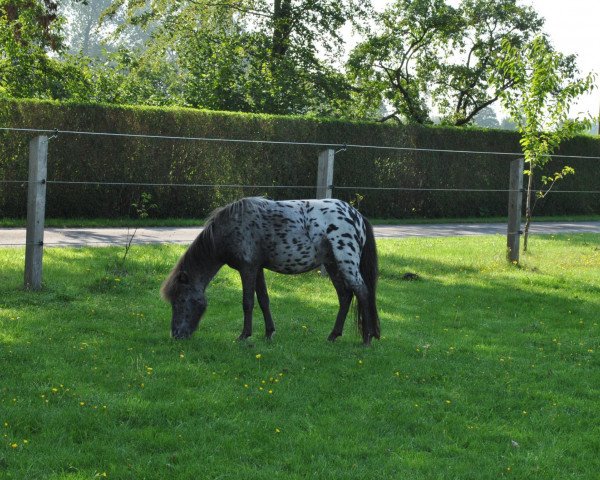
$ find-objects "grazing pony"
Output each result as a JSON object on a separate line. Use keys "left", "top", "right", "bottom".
{"left": 161, "top": 197, "right": 379, "bottom": 344}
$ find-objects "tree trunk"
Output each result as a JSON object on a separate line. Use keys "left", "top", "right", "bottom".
{"left": 272, "top": 0, "right": 292, "bottom": 59}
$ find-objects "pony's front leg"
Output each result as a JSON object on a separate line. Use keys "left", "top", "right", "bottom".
{"left": 238, "top": 269, "right": 257, "bottom": 341}
{"left": 255, "top": 269, "right": 275, "bottom": 339}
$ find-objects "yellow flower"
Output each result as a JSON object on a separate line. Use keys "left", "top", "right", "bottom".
{"left": 255, "top": 354, "right": 262, "bottom": 360}
{"left": 275, "top": 428, "right": 281, "bottom": 433}
{"left": 11, "top": 443, "right": 18, "bottom": 448}
{"left": 268, "top": 390, "right": 273, "bottom": 394}
{"left": 79, "top": 402, "right": 85, "bottom": 406}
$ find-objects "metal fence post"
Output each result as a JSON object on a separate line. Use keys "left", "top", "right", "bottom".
{"left": 507, "top": 157, "right": 524, "bottom": 264}
{"left": 24, "top": 135, "right": 48, "bottom": 290}
{"left": 316, "top": 149, "right": 335, "bottom": 199}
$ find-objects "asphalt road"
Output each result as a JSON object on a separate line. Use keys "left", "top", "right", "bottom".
{"left": 1, "top": 221, "right": 599, "bottom": 248}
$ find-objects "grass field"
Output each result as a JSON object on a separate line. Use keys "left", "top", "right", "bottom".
{"left": 1, "top": 235, "right": 599, "bottom": 479}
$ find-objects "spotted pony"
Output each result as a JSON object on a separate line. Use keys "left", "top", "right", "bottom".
{"left": 161, "top": 197, "right": 380, "bottom": 345}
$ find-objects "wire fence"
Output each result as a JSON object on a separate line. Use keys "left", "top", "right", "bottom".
{"left": 1, "top": 126, "right": 599, "bottom": 248}
{"left": 2, "top": 126, "right": 600, "bottom": 160}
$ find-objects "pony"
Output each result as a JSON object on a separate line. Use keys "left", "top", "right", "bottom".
{"left": 161, "top": 197, "right": 379, "bottom": 345}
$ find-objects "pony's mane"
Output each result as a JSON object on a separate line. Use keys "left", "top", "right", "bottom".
{"left": 160, "top": 197, "right": 266, "bottom": 301}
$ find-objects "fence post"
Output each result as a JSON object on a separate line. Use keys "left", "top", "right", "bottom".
{"left": 507, "top": 157, "right": 524, "bottom": 264}
{"left": 24, "top": 135, "right": 48, "bottom": 290}
{"left": 316, "top": 149, "right": 335, "bottom": 199}
{"left": 316, "top": 149, "right": 335, "bottom": 276}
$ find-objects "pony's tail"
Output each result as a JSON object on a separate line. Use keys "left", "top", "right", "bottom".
{"left": 357, "top": 218, "right": 380, "bottom": 340}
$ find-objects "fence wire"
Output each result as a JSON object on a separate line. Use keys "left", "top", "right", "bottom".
{"left": 1, "top": 126, "right": 600, "bottom": 160}
{"left": 1, "top": 126, "right": 599, "bottom": 248}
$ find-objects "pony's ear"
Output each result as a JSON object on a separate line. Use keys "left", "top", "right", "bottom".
{"left": 178, "top": 271, "right": 190, "bottom": 284}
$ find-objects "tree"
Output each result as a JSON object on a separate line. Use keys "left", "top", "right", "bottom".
{"left": 346, "top": 0, "right": 542, "bottom": 125}
{"left": 493, "top": 35, "right": 596, "bottom": 252}
{"left": 473, "top": 106, "right": 500, "bottom": 128}
{"left": 100, "top": 0, "right": 366, "bottom": 114}
{"left": 0, "top": 0, "right": 92, "bottom": 98}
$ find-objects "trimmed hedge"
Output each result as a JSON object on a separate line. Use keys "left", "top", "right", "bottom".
{"left": 1, "top": 98, "right": 599, "bottom": 220}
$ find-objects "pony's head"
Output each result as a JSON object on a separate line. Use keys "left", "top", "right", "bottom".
{"left": 161, "top": 269, "right": 207, "bottom": 339}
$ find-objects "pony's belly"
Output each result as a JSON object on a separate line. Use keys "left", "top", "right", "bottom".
{"left": 266, "top": 260, "right": 321, "bottom": 275}
{"left": 264, "top": 242, "right": 324, "bottom": 274}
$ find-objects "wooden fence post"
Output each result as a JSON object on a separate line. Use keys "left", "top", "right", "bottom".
{"left": 316, "top": 149, "right": 335, "bottom": 199}
{"left": 507, "top": 157, "right": 524, "bottom": 263}
{"left": 316, "top": 149, "right": 335, "bottom": 276}
{"left": 24, "top": 135, "right": 48, "bottom": 290}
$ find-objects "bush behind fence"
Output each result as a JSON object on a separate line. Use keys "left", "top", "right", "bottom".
{"left": 1, "top": 98, "right": 599, "bottom": 220}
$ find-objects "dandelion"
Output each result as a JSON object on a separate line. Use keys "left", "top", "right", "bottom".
{"left": 445, "top": 400, "right": 451, "bottom": 404}
{"left": 275, "top": 428, "right": 281, "bottom": 433}
{"left": 255, "top": 354, "right": 262, "bottom": 360}
{"left": 51, "top": 388, "right": 58, "bottom": 393}
{"left": 268, "top": 390, "right": 273, "bottom": 394}
{"left": 80, "top": 402, "right": 85, "bottom": 406}
{"left": 23, "top": 439, "right": 29, "bottom": 444}
{"left": 11, "top": 443, "right": 18, "bottom": 448}
{"left": 358, "top": 360, "right": 363, "bottom": 365}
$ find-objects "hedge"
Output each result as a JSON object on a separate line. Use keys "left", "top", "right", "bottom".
{"left": 1, "top": 98, "right": 599, "bottom": 220}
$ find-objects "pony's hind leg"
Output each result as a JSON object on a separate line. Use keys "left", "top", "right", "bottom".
{"left": 325, "top": 263, "right": 353, "bottom": 342}
{"left": 351, "top": 283, "right": 376, "bottom": 345}
{"left": 255, "top": 269, "right": 275, "bottom": 339}
{"left": 238, "top": 268, "right": 257, "bottom": 340}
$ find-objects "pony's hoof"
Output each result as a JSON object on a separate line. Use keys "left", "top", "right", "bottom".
{"left": 237, "top": 333, "right": 252, "bottom": 341}
{"left": 265, "top": 330, "right": 275, "bottom": 341}
{"left": 327, "top": 333, "right": 340, "bottom": 342}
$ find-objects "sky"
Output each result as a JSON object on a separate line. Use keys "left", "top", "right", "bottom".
{"left": 370, "top": 0, "right": 600, "bottom": 119}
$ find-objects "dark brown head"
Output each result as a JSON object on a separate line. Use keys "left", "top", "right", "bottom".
{"left": 161, "top": 269, "right": 207, "bottom": 339}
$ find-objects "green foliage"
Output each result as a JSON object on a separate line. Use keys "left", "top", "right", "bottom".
{"left": 1, "top": 235, "right": 600, "bottom": 477}
{"left": 493, "top": 35, "right": 597, "bottom": 250}
{"left": 1, "top": 98, "right": 599, "bottom": 220}
{"left": 94, "top": 0, "right": 363, "bottom": 115}
{"left": 347, "top": 0, "right": 542, "bottom": 125}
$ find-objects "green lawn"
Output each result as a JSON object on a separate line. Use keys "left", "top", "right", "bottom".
{"left": 1, "top": 235, "right": 599, "bottom": 479}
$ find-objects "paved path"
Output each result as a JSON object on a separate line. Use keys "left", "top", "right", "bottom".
{"left": 1, "top": 222, "right": 599, "bottom": 248}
